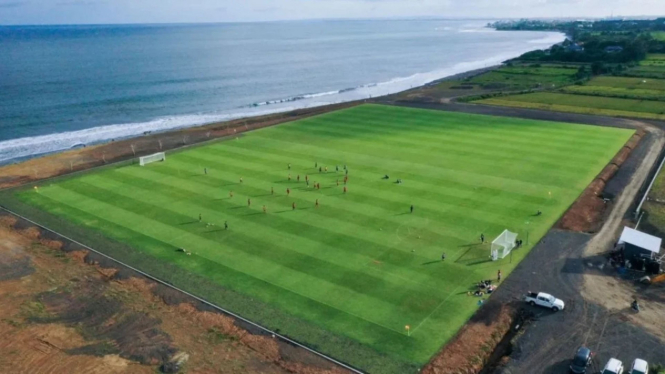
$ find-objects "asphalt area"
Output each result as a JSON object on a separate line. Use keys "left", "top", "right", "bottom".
{"left": 489, "top": 230, "right": 665, "bottom": 373}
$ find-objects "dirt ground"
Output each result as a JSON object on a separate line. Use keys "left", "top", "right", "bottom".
{"left": 0, "top": 217, "right": 349, "bottom": 374}
{"left": 422, "top": 303, "right": 515, "bottom": 374}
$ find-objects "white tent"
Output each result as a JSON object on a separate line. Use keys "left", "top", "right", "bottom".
{"left": 491, "top": 229, "right": 518, "bottom": 261}
{"left": 618, "top": 227, "right": 661, "bottom": 254}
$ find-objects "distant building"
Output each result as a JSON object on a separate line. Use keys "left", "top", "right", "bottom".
{"left": 604, "top": 45, "right": 624, "bottom": 53}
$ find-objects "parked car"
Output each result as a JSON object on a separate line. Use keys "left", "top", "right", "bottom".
{"left": 524, "top": 291, "right": 565, "bottom": 311}
{"left": 570, "top": 346, "right": 592, "bottom": 373}
{"left": 630, "top": 359, "right": 649, "bottom": 374}
{"left": 602, "top": 358, "right": 624, "bottom": 374}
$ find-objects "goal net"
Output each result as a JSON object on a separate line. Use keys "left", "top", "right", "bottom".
{"left": 139, "top": 152, "right": 166, "bottom": 166}
{"left": 491, "top": 229, "right": 518, "bottom": 261}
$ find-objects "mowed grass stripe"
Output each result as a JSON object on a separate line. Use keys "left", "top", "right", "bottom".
{"left": 185, "top": 146, "right": 554, "bottom": 217}
{"left": 261, "top": 126, "right": 600, "bottom": 187}
{"left": 221, "top": 134, "right": 574, "bottom": 194}
{"left": 115, "top": 163, "right": 481, "bottom": 256}
{"left": 18, "top": 191, "right": 420, "bottom": 355}
{"left": 166, "top": 153, "right": 539, "bottom": 235}
{"left": 284, "top": 120, "right": 607, "bottom": 171}
{"left": 321, "top": 104, "right": 619, "bottom": 139}
{"left": 216, "top": 139, "right": 565, "bottom": 203}
{"left": 324, "top": 104, "right": 628, "bottom": 145}
{"left": 45, "top": 181, "right": 431, "bottom": 330}
{"left": 224, "top": 129, "right": 595, "bottom": 190}
{"left": 288, "top": 113, "right": 617, "bottom": 162}
{"left": 91, "top": 170, "right": 466, "bottom": 290}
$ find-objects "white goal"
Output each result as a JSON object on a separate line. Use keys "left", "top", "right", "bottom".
{"left": 491, "top": 229, "right": 518, "bottom": 261}
{"left": 139, "top": 152, "right": 166, "bottom": 166}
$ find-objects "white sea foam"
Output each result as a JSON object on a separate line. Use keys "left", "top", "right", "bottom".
{"left": 0, "top": 31, "right": 565, "bottom": 165}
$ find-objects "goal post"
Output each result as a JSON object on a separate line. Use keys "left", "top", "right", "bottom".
{"left": 491, "top": 229, "right": 518, "bottom": 261}
{"left": 139, "top": 152, "right": 166, "bottom": 166}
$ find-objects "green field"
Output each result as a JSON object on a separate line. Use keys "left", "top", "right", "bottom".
{"left": 560, "top": 76, "right": 665, "bottom": 100}
{"left": 467, "top": 64, "right": 579, "bottom": 89}
{"left": 652, "top": 32, "right": 665, "bottom": 41}
{"left": 479, "top": 92, "right": 665, "bottom": 120}
{"left": 2, "top": 104, "right": 633, "bottom": 373}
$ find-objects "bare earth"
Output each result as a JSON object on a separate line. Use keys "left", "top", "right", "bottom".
{"left": 0, "top": 217, "right": 347, "bottom": 374}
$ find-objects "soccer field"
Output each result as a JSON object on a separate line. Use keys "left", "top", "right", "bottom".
{"left": 7, "top": 104, "right": 633, "bottom": 372}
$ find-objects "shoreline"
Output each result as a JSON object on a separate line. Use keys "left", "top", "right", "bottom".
{"left": 0, "top": 64, "right": 502, "bottom": 189}
{"left": 0, "top": 29, "right": 567, "bottom": 186}
{"left": 0, "top": 64, "right": 503, "bottom": 171}
{"left": 0, "top": 29, "right": 566, "bottom": 166}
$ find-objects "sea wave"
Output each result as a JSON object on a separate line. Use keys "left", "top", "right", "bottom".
{"left": 0, "top": 31, "right": 565, "bottom": 165}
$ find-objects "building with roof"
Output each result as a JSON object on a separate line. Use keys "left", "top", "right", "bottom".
{"left": 617, "top": 227, "right": 662, "bottom": 272}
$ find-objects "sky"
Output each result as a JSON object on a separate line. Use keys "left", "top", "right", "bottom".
{"left": 0, "top": 0, "right": 664, "bottom": 25}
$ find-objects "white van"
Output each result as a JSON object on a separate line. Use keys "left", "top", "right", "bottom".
{"left": 602, "top": 358, "right": 624, "bottom": 374}
{"left": 630, "top": 359, "right": 649, "bottom": 374}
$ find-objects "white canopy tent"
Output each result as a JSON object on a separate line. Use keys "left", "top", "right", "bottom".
{"left": 491, "top": 229, "right": 518, "bottom": 261}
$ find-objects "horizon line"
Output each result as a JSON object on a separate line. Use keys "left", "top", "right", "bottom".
{"left": 2, "top": 15, "right": 663, "bottom": 28}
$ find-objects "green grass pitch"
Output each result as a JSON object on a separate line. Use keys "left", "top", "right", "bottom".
{"left": 10, "top": 104, "right": 633, "bottom": 372}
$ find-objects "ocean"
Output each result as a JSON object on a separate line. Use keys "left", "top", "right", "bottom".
{"left": 0, "top": 20, "right": 564, "bottom": 164}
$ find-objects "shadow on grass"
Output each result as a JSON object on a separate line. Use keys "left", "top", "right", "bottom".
{"left": 179, "top": 220, "right": 199, "bottom": 225}
{"left": 204, "top": 228, "right": 228, "bottom": 234}
{"left": 421, "top": 260, "right": 441, "bottom": 265}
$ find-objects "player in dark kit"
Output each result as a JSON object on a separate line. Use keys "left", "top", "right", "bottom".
{"left": 410, "top": 205, "right": 414, "bottom": 214}
{"left": 287, "top": 188, "right": 290, "bottom": 196}
{"left": 315, "top": 199, "right": 319, "bottom": 208}
{"left": 480, "top": 234, "right": 485, "bottom": 243}
{"left": 248, "top": 198, "right": 251, "bottom": 207}
{"left": 292, "top": 202, "right": 296, "bottom": 210}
